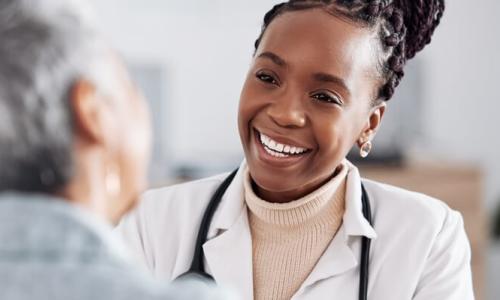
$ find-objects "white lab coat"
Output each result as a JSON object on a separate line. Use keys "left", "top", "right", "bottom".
{"left": 116, "top": 161, "right": 475, "bottom": 300}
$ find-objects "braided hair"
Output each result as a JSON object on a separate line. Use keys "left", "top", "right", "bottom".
{"left": 253, "top": 0, "right": 445, "bottom": 101}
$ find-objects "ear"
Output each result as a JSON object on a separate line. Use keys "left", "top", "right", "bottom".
{"left": 356, "top": 102, "right": 386, "bottom": 147}
{"left": 70, "top": 79, "right": 110, "bottom": 146}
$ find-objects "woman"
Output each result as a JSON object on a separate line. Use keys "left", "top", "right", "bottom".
{"left": 117, "top": 0, "right": 474, "bottom": 299}
{"left": 0, "top": 1, "right": 229, "bottom": 299}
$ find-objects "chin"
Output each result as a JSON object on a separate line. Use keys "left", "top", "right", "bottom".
{"left": 250, "top": 169, "right": 300, "bottom": 193}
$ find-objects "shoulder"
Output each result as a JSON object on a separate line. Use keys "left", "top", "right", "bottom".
{"left": 90, "top": 265, "right": 234, "bottom": 300}
{"left": 360, "top": 180, "right": 474, "bottom": 298}
{"left": 121, "top": 172, "right": 233, "bottom": 241}
{"left": 77, "top": 264, "right": 170, "bottom": 299}
{"left": 362, "top": 179, "right": 463, "bottom": 241}
{"left": 116, "top": 172, "right": 234, "bottom": 264}
{"left": 136, "top": 172, "right": 231, "bottom": 221}
{"left": 0, "top": 261, "right": 172, "bottom": 300}
{"left": 145, "top": 173, "right": 229, "bottom": 202}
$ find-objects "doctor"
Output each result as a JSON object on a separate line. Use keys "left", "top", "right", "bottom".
{"left": 117, "top": 0, "right": 474, "bottom": 299}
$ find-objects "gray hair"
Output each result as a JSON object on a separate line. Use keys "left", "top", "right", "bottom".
{"left": 0, "top": 0, "right": 119, "bottom": 192}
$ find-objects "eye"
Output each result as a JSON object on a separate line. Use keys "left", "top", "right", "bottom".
{"left": 311, "top": 91, "right": 343, "bottom": 106}
{"left": 256, "top": 71, "right": 279, "bottom": 86}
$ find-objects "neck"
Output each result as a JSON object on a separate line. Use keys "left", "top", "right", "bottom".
{"left": 58, "top": 181, "right": 107, "bottom": 222}
{"left": 253, "top": 165, "right": 343, "bottom": 204}
{"left": 58, "top": 149, "right": 110, "bottom": 223}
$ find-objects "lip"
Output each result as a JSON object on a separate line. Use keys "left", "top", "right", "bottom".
{"left": 252, "top": 128, "right": 312, "bottom": 167}
{"left": 255, "top": 127, "right": 312, "bottom": 150}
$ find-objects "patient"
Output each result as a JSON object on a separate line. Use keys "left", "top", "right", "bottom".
{"left": 0, "top": 0, "right": 231, "bottom": 299}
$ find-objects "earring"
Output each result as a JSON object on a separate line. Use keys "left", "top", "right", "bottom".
{"left": 359, "top": 141, "right": 373, "bottom": 158}
{"left": 105, "top": 165, "right": 121, "bottom": 197}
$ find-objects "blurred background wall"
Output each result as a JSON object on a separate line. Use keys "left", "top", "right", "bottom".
{"left": 88, "top": 0, "right": 500, "bottom": 298}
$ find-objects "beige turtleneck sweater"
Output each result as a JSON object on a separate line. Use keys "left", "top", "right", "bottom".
{"left": 244, "top": 163, "right": 348, "bottom": 300}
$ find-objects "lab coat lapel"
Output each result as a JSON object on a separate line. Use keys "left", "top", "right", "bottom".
{"left": 342, "top": 161, "right": 377, "bottom": 238}
{"left": 203, "top": 209, "right": 253, "bottom": 299}
{"left": 296, "top": 161, "right": 377, "bottom": 293}
{"left": 298, "top": 225, "right": 358, "bottom": 291}
{"left": 203, "top": 162, "right": 254, "bottom": 299}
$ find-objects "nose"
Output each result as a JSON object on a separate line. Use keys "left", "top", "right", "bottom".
{"left": 266, "top": 90, "right": 307, "bottom": 128}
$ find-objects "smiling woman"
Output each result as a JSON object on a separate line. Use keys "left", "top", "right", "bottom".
{"left": 116, "top": 1, "right": 475, "bottom": 300}
{"left": 238, "top": 9, "right": 384, "bottom": 203}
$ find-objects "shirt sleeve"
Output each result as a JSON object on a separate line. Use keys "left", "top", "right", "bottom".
{"left": 412, "top": 209, "right": 475, "bottom": 300}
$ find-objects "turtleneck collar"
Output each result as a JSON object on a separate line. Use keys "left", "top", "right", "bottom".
{"left": 244, "top": 161, "right": 348, "bottom": 227}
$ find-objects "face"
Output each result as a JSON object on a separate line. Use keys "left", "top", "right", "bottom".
{"left": 104, "top": 55, "right": 152, "bottom": 222}
{"left": 238, "top": 9, "right": 385, "bottom": 202}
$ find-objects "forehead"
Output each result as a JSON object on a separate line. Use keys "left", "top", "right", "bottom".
{"left": 256, "top": 8, "right": 378, "bottom": 90}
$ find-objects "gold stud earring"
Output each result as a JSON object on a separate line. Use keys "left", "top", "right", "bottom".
{"left": 359, "top": 141, "right": 372, "bottom": 158}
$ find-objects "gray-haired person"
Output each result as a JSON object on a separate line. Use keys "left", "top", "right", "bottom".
{"left": 0, "top": 0, "right": 235, "bottom": 299}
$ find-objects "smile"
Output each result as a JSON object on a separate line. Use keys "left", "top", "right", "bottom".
{"left": 257, "top": 131, "right": 310, "bottom": 158}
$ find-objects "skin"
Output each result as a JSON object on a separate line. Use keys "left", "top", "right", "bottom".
{"left": 60, "top": 51, "right": 152, "bottom": 224}
{"left": 238, "top": 8, "right": 386, "bottom": 203}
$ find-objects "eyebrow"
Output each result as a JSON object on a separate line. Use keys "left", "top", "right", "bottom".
{"left": 313, "top": 72, "right": 351, "bottom": 96}
{"left": 257, "top": 51, "right": 287, "bottom": 67}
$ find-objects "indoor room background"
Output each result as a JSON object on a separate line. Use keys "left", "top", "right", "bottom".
{"left": 88, "top": 1, "right": 500, "bottom": 299}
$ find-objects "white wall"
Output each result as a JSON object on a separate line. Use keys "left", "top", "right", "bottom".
{"left": 419, "top": 0, "right": 500, "bottom": 209}
{"left": 89, "top": 0, "right": 276, "bottom": 169}
{"left": 89, "top": 0, "right": 500, "bottom": 208}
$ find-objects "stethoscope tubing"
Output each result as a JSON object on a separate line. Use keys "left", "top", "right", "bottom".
{"left": 177, "top": 168, "right": 372, "bottom": 300}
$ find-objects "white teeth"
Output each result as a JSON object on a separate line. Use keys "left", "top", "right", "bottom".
{"left": 259, "top": 132, "right": 308, "bottom": 156}
{"left": 264, "top": 146, "right": 287, "bottom": 158}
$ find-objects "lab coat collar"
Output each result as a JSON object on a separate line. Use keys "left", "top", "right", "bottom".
{"left": 342, "top": 160, "right": 377, "bottom": 240}
{"left": 203, "top": 160, "right": 377, "bottom": 298}
{"left": 297, "top": 225, "right": 358, "bottom": 292}
{"left": 209, "top": 160, "right": 247, "bottom": 234}
{"left": 208, "top": 160, "right": 377, "bottom": 239}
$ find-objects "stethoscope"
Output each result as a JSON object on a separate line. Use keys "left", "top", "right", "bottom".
{"left": 176, "top": 168, "right": 373, "bottom": 300}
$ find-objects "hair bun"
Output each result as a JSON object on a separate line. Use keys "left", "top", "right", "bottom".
{"left": 368, "top": 0, "right": 382, "bottom": 16}
{"left": 392, "top": 0, "right": 445, "bottom": 59}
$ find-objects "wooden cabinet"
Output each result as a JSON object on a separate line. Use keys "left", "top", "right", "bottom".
{"left": 359, "top": 163, "right": 486, "bottom": 300}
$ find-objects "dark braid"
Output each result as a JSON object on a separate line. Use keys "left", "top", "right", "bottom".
{"left": 378, "top": 3, "right": 408, "bottom": 100}
{"left": 395, "top": 0, "right": 445, "bottom": 59}
{"left": 253, "top": 0, "right": 445, "bottom": 101}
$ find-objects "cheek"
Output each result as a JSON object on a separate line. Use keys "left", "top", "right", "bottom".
{"left": 313, "top": 112, "right": 357, "bottom": 159}
{"left": 238, "top": 79, "right": 262, "bottom": 135}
